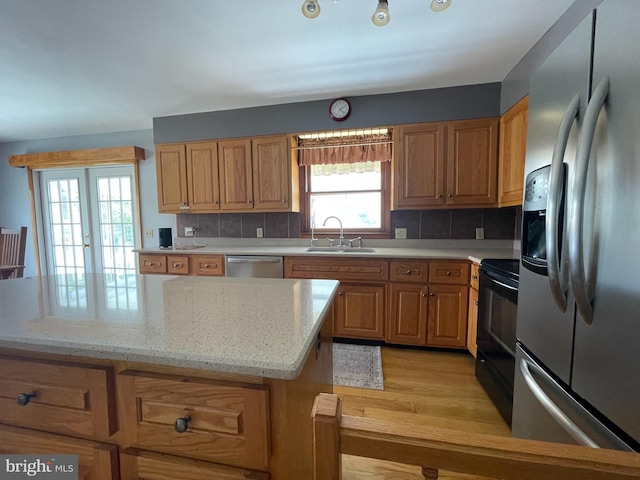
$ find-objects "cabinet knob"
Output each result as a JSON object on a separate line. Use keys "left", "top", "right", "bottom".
{"left": 338, "top": 292, "right": 343, "bottom": 296}
{"left": 436, "top": 194, "right": 442, "bottom": 199}
{"left": 203, "top": 264, "right": 210, "bottom": 268}
{"left": 283, "top": 198, "right": 288, "bottom": 203}
{"left": 475, "top": 301, "right": 479, "bottom": 306}
{"left": 174, "top": 415, "right": 192, "bottom": 433}
{"left": 247, "top": 200, "right": 252, "bottom": 204}
{"left": 17, "top": 391, "right": 36, "bottom": 406}
{"left": 422, "top": 292, "right": 428, "bottom": 297}
{"left": 446, "top": 271, "right": 451, "bottom": 276}
{"left": 448, "top": 194, "right": 453, "bottom": 198}
{"left": 173, "top": 263, "right": 182, "bottom": 268}
{"left": 430, "top": 293, "right": 435, "bottom": 297}
{"left": 406, "top": 270, "right": 412, "bottom": 274}
{"left": 472, "top": 275, "right": 478, "bottom": 280}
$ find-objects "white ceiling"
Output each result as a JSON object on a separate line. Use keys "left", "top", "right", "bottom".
{"left": 0, "top": 0, "right": 575, "bottom": 143}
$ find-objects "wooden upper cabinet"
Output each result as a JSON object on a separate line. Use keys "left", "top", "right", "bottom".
{"left": 498, "top": 96, "right": 528, "bottom": 207}
{"left": 186, "top": 142, "right": 220, "bottom": 212}
{"left": 446, "top": 118, "right": 499, "bottom": 206}
{"left": 219, "top": 138, "right": 254, "bottom": 210}
{"left": 252, "top": 135, "right": 291, "bottom": 210}
{"left": 156, "top": 144, "right": 188, "bottom": 213}
{"left": 393, "top": 123, "right": 446, "bottom": 208}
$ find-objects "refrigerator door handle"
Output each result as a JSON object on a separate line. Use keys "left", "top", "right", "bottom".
{"left": 547, "top": 94, "right": 580, "bottom": 313}
{"left": 519, "top": 358, "right": 599, "bottom": 448}
{"left": 568, "top": 76, "right": 610, "bottom": 325}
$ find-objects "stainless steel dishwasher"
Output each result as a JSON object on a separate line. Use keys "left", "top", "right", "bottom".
{"left": 225, "top": 255, "right": 284, "bottom": 278}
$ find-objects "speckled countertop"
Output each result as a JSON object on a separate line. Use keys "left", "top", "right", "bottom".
{"left": 135, "top": 239, "right": 520, "bottom": 264}
{"left": 0, "top": 274, "right": 338, "bottom": 380}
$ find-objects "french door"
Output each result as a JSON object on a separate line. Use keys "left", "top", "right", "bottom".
{"left": 38, "top": 167, "right": 140, "bottom": 302}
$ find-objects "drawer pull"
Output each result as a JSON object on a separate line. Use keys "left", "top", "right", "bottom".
{"left": 446, "top": 271, "right": 451, "bottom": 276}
{"left": 172, "top": 262, "right": 182, "bottom": 268}
{"left": 406, "top": 270, "right": 412, "bottom": 274}
{"left": 174, "top": 414, "right": 192, "bottom": 433}
{"left": 203, "top": 263, "right": 210, "bottom": 268}
{"left": 17, "top": 391, "right": 36, "bottom": 406}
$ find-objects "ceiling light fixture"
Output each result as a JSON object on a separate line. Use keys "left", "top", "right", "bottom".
{"left": 301, "top": 0, "right": 321, "bottom": 19}
{"left": 430, "top": 0, "right": 452, "bottom": 12}
{"left": 371, "top": 0, "right": 390, "bottom": 26}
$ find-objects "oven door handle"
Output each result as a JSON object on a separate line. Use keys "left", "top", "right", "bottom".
{"left": 519, "top": 358, "right": 599, "bottom": 448}
{"left": 481, "top": 270, "right": 518, "bottom": 292}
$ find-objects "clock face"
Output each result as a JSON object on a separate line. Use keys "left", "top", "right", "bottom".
{"left": 329, "top": 98, "right": 351, "bottom": 121}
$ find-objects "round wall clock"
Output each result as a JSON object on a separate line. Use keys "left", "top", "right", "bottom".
{"left": 329, "top": 98, "right": 351, "bottom": 122}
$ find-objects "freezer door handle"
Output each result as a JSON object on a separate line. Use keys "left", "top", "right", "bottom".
{"left": 546, "top": 94, "right": 580, "bottom": 313}
{"left": 519, "top": 358, "right": 599, "bottom": 448}
{"left": 569, "top": 76, "right": 610, "bottom": 325}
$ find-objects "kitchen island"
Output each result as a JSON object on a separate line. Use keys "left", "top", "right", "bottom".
{"left": 0, "top": 273, "right": 338, "bottom": 479}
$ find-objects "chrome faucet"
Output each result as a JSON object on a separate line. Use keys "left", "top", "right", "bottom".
{"left": 322, "top": 216, "right": 345, "bottom": 246}
{"left": 310, "top": 221, "right": 318, "bottom": 247}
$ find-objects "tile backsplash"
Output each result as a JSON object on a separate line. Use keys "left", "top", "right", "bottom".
{"left": 176, "top": 207, "right": 521, "bottom": 240}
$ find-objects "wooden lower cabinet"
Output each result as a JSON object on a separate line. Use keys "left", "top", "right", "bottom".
{"left": 0, "top": 424, "right": 118, "bottom": 480}
{"left": 387, "top": 283, "right": 428, "bottom": 345}
{"left": 139, "top": 253, "right": 224, "bottom": 276}
{"left": 120, "top": 448, "right": 269, "bottom": 480}
{"left": 467, "top": 286, "right": 479, "bottom": 357}
{"left": 334, "top": 284, "right": 385, "bottom": 340}
{"left": 427, "top": 284, "right": 469, "bottom": 348}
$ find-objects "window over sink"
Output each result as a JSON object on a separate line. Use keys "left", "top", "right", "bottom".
{"left": 297, "top": 128, "right": 392, "bottom": 238}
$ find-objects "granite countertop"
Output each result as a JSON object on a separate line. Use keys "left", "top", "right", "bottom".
{"left": 135, "top": 239, "right": 520, "bottom": 264}
{"left": 0, "top": 274, "right": 338, "bottom": 380}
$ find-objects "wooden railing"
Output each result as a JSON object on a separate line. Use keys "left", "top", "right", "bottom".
{"left": 311, "top": 393, "right": 640, "bottom": 480}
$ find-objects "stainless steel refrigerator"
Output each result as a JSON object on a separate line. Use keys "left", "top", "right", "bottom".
{"left": 513, "top": 0, "right": 640, "bottom": 451}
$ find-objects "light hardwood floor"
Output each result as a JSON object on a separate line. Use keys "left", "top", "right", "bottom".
{"left": 334, "top": 346, "right": 511, "bottom": 480}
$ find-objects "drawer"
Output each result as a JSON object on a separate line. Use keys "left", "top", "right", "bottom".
{"left": 428, "top": 261, "right": 470, "bottom": 285}
{"left": 140, "top": 254, "right": 167, "bottom": 274}
{"left": 0, "top": 356, "right": 117, "bottom": 439}
{"left": 0, "top": 424, "right": 118, "bottom": 480}
{"left": 470, "top": 262, "right": 480, "bottom": 290}
{"left": 193, "top": 255, "right": 224, "bottom": 276}
{"left": 118, "top": 371, "right": 270, "bottom": 470}
{"left": 389, "top": 260, "right": 429, "bottom": 283}
{"left": 167, "top": 255, "right": 190, "bottom": 275}
{"left": 120, "top": 448, "right": 270, "bottom": 480}
{"left": 285, "top": 257, "right": 388, "bottom": 282}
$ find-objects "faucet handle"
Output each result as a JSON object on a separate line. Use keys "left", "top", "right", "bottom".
{"left": 348, "top": 237, "right": 363, "bottom": 248}
{"left": 325, "top": 237, "right": 336, "bottom": 247}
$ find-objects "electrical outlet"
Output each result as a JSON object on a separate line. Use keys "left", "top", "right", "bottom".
{"left": 185, "top": 227, "right": 195, "bottom": 237}
{"left": 145, "top": 229, "right": 153, "bottom": 238}
{"left": 395, "top": 227, "right": 407, "bottom": 239}
{"left": 256, "top": 227, "right": 263, "bottom": 238}
{"left": 475, "top": 227, "right": 485, "bottom": 240}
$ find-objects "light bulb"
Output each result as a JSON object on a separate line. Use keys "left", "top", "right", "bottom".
{"left": 430, "top": 0, "right": 451, "bottom": 12}
{"left": 302, "top": 0, "right": 321, "bottom": 19}
{"left": 372, "top": 0, "right": 390, "bottom": 26}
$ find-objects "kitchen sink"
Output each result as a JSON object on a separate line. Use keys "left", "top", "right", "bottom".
{"left": 304, "top": 247, "right": 376, "bottom": 253}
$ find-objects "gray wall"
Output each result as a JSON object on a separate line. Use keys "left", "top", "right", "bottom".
{"left": 154, "top": 83, "right": 501, "bottom": 143}
{"left": 500, "top": 0, "right": 603, "bottom": 112}
{"left": 0, "top": 129, "right": 174, "bottom": 277}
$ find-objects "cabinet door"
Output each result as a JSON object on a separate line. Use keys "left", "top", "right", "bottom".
{"left": 218, "top": 139, "right": 254, "bottom": 210}
{"left": 387, "top": 283, "right": 428, "bottom": 346}
{"left": 498, "top": 96, "right": 528, "bottom": 207}
{"left": 446, "top": 118, "right": 499, "bottom": 206}
{"left": 186, "top": 142, "right": 220, "bottom": 212}
{"left": 467, "top": 286, "right": 479, "bottom": 357}
{"left": 253, "top": 135, "right": 291, "bottom": 210}
{"left": 427, "top": 284, "right": 469, "bottom": 348}
{"left": 334, "top": 284, "right": 385, "bottom": 340}
{"left": 393, "top": 123, "right": 446, "bottom": 208}
{"left": 156, "top": 144, "right": 188, "bottom": 213}
{"left": 0, "top": 424, "right": 118, "bottom": 480}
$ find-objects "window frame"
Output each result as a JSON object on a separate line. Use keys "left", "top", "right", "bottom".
{"left": 299, "top": 160, "right": 392, "bottom": 239}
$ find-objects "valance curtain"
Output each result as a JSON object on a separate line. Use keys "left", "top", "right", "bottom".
{"left": 297, "top": 129, "right": 392, "bottom": 167}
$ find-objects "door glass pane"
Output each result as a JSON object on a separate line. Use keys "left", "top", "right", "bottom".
{"left": 46, "top": 177, "right": 85, "bottom": 277}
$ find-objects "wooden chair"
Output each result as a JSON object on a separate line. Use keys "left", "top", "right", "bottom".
{"left": 311, "top": 393, "right": 640, "bottom": 480}
{"left": 0, "top": 226, "right": 27, "bottom": 278}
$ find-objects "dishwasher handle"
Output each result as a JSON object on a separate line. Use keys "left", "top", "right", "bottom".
{"left": 226, "top": 256, "right": 283, "bottom": 264}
